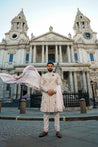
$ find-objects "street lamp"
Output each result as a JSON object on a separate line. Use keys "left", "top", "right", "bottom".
{"left": 90, "top": 80, "right": 96, "bottom": 108}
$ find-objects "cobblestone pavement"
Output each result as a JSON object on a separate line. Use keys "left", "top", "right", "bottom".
{"left": 0, "top": 120, "right": 98, "bottom": 147}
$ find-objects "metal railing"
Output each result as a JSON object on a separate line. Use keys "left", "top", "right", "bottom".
{"left": 30, "top": 92, "right": 89, "bottom": 108}
{"left": 63, "top": 92, "right": 89, "bottom": 107}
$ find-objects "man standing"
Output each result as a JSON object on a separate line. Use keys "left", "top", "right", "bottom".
{"left": 39, "top": 62, "right": 64, "bottom": 138}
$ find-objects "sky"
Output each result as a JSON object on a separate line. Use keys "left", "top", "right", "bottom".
{"left": 0, "top": 0, "right": 98, "bottom": 41}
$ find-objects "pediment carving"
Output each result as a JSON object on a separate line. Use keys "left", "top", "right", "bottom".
{"left": 76, "top": 38, "right": 84, "bottom": 43}
{"left": 32, "top": 32, "right": 71, "bottom": 42}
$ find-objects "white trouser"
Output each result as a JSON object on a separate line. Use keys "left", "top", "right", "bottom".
{"left": 44, "top": 112, "right": 60, "bottom": 132}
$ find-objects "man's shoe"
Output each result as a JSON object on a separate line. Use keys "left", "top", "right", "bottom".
{"left": 56, "top": 132, "right": 62, "bottom": 138}
{"left": 39, "top": 131, "right": 48, "bottom": 137}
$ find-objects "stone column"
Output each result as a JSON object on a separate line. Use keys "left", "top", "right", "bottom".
{"left": 59, "top": 45, "right": 62, "bottom": 63}
{"left": 33, "top": 45, "right": 36, "bottom": 63}
{"left": 0, "top": 50, "right": 4, "bottom": 67}
{"left": 46, "top": 45, "right": 48, "bottom": 63}
{"left": 27, "top": 87, "right": 30, "bottom": 96}
{"left": 31, "top": 88, "right": 34, "bottom": 95}
{"left": 82, "top": 72, "right": 87, "bottom": 92}
{"left": 27, "top": 87, "right": 30, "bottom": 107}
{"left": 67, "top": 45, "right": 71, "bottom": 63}
{"left": 55, "top": 45, "right": 58, "bottom": 63}
{"left": 73, "top": 72, "right": 78, "bottom": 93}
{"left": 13, "top": 84, "right": 17, "bottom": 99}
{"left": 0, "top": 84, "right": 3, "bottom": 99}
{"left": 61, "top": 71, "right": 63, "bottom": 80}
{"left": 42, "top": 45, "right": 44, "bottom": 63}
{"left": 18, "top": 84, "right": 21, "bottom": 99}
{"left": 86, "top": 72, "right": 91, "bottom": 98}
{"left": 21, "top": 49, "right": 26, "bottom": 64}
{"left": 11, "top": 84, "right": 16, "bottom": 99}
{"left": 78, "top": 49, "right": 81, "bottom": 63}
{"left": 69, "top": 71, "right": 74, "bottom": 92}
{"left": 71, "top": 45, "right": 75, "bottom": 62}
{"left": 29, "top": 46, "right": 32, "bottom": 63}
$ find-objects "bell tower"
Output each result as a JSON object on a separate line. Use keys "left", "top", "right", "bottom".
{"left": 73, "top": 8, "right": 97, "bottom": 43}
{"left": 4, "top": 9, "right": 29, "bottom": 43}
{"left": 73, "top": 8, "right": 92, "bottom": 34}
{"left": 11, "top": 8, "right": 28, "bottom": 34}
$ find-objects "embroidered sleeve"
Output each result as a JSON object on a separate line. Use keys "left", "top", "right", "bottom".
{"left": 40, "top": 75, "right": 48, "bottom": 93}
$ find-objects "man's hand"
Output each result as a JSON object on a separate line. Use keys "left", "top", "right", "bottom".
{"left": 47, "top": 90, "right": 55, "bottom": 96}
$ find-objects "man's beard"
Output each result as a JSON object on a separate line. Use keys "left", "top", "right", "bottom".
{"left": 48, "top": 69, "right": 53, "bottom": 72}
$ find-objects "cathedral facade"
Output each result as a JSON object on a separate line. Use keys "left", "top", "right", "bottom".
{"left": 0, "top": 9, "right": 98, "bottom": 101}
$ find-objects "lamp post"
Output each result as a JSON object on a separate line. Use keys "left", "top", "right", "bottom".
{"left": 90, "top": 80, "right": 96, "bottom": 108}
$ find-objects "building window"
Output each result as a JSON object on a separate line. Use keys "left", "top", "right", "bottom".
{"left": 9, "top": 54, "right": 13, "bottom": 62}
{"left": 74, "top": 53, "right": 78, "bottom": 61}
{"left": 90, "top": 53, "right": 94, "bottom": 61}
{"left": 26, "top": 54, "right": 29, "bottom": 62}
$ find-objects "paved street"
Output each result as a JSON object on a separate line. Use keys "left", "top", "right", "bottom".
{"left": 0, "top": 119, "right": 98, "bottom": 147}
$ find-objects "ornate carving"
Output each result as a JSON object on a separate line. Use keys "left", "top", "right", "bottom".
{"left": 19, "top": 39, "right": 26, "bottom": 43}
{"left": 77, "top": 38, "right": 84, "bottom": 43}
{"left": 8, "top": 50, "right": 16, "bottom": 54}
{"left": 1, "top": 39, "right": 6, "bottom": 44}
{"left": 19, "top": 45, "right": 26, "bottom": 49}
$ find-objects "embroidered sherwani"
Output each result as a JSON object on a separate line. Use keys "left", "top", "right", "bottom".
{"left": 40, "top": 72, "right": 62, "bottom": 112}
{"left": 40, "top": 72, "right": 62, "bottom": 132}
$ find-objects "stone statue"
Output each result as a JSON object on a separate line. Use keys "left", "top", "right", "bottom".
{"left": 68, "top": 33, "right": 72, "bottom": 39}
{"left": 49, "top": 26, "right": 53, "bottom": 31}
{"left": 55, "top": 62, "right": 62, "bottom": 77}
{"left": 31, "top": 33, "right": 35, "bottom": 39}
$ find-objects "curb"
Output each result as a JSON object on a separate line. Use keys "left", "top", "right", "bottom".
{"left": 0, "top": 116, "right": 98, "bottom": 121}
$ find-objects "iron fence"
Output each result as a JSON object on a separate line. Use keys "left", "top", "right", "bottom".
{"left": 30, "top": 92, "right": 89, "bottom": 108}
{"left": 63, "top": 92, "right": 89, "bottom": 107}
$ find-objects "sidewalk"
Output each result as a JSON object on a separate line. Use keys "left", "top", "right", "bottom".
{"left": 0, "top": 106, "right": 98, "bottom": 121}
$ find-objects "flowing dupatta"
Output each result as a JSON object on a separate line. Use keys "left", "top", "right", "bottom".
{"left": 0, "top": 65, "right": 41, "bottom": 90}
{"left": 0, "top": 65, "right": 64, "bottom": 112}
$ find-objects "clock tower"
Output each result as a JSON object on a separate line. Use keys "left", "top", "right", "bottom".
{"left": 4, "top": 8, "right": 29, "bottom": 44}
{"left": 73, "top": 8, "right": 97, "bottom": 43}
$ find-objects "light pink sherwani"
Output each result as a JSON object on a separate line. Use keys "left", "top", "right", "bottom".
{"left": 40, "top": 72, "right": 64, "bottom": 113}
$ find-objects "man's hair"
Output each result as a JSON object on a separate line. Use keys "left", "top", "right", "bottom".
{"left": 47, "top": 61, "right": 54, "bottom": 66}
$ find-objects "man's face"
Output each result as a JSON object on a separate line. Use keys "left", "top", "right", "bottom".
{"left": 47, "top": 64, "right": 53, "bottom": 72}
